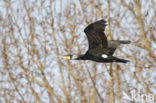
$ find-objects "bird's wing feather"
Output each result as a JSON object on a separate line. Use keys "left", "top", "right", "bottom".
{"left": 84, "top": 19, "right": 108, "bottom": 55}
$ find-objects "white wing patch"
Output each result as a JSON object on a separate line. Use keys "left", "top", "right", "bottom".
{"left": 102, "top": 54, "right": 108, "bottom": 58}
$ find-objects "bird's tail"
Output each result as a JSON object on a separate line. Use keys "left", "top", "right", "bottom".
{"left": 112, "top": 56, "right": 130, "bottom": 63}
{"left": 116, "top": 58, "right": 129, "bottom": 63}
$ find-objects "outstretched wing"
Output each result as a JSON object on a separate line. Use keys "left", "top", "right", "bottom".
{"left": 84, "top": 19, "right": 108, "bottom": 55}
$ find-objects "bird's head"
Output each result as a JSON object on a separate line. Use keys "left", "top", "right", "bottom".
{"left": 62, "top": 54, "right": 80, "bottom": 60}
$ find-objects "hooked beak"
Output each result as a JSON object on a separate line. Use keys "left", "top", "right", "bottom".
{"left": 62, "top": 55, "right": 70, "bottom": 60}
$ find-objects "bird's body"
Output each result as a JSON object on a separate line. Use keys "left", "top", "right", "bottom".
{"left": 63, "top": 19, "right": 131, "bottom": 63}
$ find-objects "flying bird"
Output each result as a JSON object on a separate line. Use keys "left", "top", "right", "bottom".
{"left": 63, "top": 19, "right": 130, "bottom": 63}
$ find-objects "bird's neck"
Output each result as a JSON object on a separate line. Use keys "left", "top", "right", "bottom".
{"left": 76, "top": 54, "right": 88, "bottom": 60}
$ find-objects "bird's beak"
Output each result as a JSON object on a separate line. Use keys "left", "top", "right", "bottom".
{"left": 62, "top": 55, "right": 70, "bottom": 60}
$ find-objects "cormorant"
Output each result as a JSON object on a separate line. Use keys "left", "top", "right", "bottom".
{"left": 63, "top": 19, "right": 131, "bottom": 63}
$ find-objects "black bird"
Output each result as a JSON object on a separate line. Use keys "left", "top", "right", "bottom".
{"left": 63, "top": 19, "right": 131, "bottom": 63}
